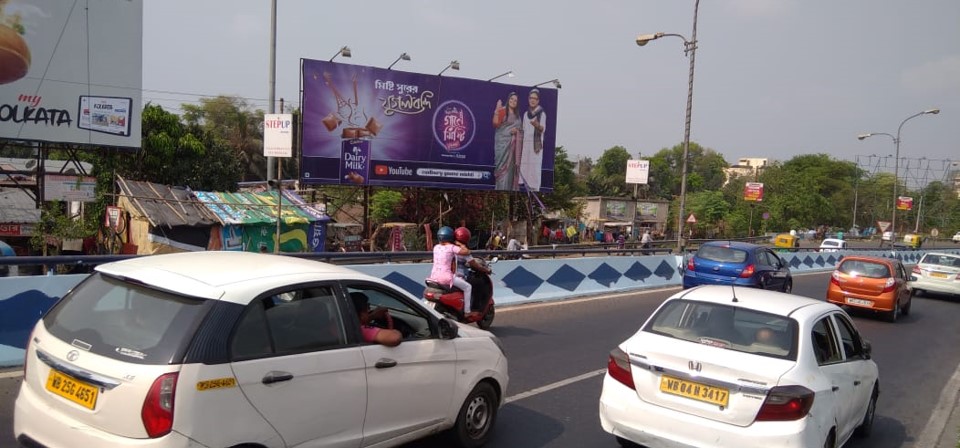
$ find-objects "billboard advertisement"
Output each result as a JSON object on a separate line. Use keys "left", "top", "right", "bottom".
{"left": 896, "top": 196, "right": 913, "bottom": 211}
{"left": 0, "top": 0, "right": 142, "bottom": 148}
{"left": 301, "top": 59, "right": 557, "bottom": 191}
{"left": 625, "top": 159, "right": 649, "bottom": 184}
{"left": 744, "top": 182, "right": 764, "bottom": 202}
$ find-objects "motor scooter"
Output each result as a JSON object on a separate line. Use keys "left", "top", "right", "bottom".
{"left": 423, "top": 257, "right": 496, "bottom": 330}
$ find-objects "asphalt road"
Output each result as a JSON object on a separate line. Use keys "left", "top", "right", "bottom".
{"left": 3, "top": 270, "right": 960, "bottom": 448}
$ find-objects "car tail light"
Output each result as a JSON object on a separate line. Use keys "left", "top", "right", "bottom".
{"left": 755, "top": 385, "right": 815, "bottom": 421}
{"left": 830, "top": 271, "right": 842, "bottom": 287}
{"left": 882, "top": 277, "right": 896, "bottom": 293}
{"left": 912, "top": 266, "right": 921, "bottom": 274}
{"left": 142, "top": 372, "right": 178, "bottom": 438}
{"left": 687, "top": 257, "right": 695, "bottom": 271}
{"left": 607, "top": 348, "right": 635, "bottom": 390}
{"left": 739, "top": 264, "right": 755, "bottom": 278}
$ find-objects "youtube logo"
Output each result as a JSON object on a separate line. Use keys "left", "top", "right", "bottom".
{"left": 375, "top": 165, "right": 388, "bottom": 176}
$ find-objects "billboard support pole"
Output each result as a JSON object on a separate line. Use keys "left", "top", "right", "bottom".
{"left": 266, "top": 0, "right": 277, "bottom": 182}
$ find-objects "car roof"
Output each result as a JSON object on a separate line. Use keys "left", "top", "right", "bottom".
{"left": 672, "top": 285, "right": 836, "bottom": 319}
{"left": 96, "top": 252, "right": 375, "bottom": 301}
{"left": 921, "top": 252, "right": 960, "bottom": 259}
{"left": 821, "top": 238, "right": 845, "bottom": 244}
{"left": 699, "top": 241, "right": 760, "bottom": 250}
{"left": 835, "top": 255, "right": 895, "bottom": 265}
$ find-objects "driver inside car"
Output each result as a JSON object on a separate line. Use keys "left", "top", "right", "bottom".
{"left": 351, "top": 292, "right": 402, "bottom": 347}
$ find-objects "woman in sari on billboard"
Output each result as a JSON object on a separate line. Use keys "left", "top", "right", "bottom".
{"left": 492, "top": 92, "right": 522, "bottom": 191}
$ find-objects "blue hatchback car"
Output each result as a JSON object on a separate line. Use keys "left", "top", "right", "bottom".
{"left": 682, "top": 241, "right": 793, "bottom": 292}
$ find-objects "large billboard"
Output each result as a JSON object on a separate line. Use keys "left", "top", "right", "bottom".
{"left": 0, "top": 0, "right": 142, "bottom": 148}
{"left": 301, "top": 59, "right": 557, "bottom": 192}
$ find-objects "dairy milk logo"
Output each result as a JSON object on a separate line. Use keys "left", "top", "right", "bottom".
{"left": 340, "top": 138, "right": 371, "bottom": 185}
{"left": 432, "top": 100, "right": 475, "bottom": 152}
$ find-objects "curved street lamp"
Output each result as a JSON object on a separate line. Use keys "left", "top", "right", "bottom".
{"left": 857, "top": 108, "right": 939, "bottom": 242}
{"left": 535, "top": 79, "right": 562, "bottom": 89}
{"left": 388, "top": 52, "right": 411, "bottom": 70}
{"left": 635, "top": 0, "right": 701, "bottom": 253}
{"left": 488, "top": 71, "right": 515, "bottom": 82}
{"left": 439, "top": 60, "right": 460, "bottom": 76}
{"left": 330, "top": 46, "right": 351, "bottom": 62}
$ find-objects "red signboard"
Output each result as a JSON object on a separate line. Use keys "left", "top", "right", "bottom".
{"left": 0, "top": 224, "right": 22, "bottom": 236}
{"left": 744, "top": 182, "right": 764, "bottom": 202}
{"left": 896, "top": 196, "right": 913, "bottom": 211}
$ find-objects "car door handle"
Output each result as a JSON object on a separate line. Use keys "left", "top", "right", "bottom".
{"left": 262, "top": 371, "right": 294, "bottom": 384}
{"left": 854, "top": 380, "right": 862, "bottom": 386}
{"left": 832, "top": 386, "right": 840, "bottom": 392}
{"left": 375, "top": 358, "right": 398, "bottom": 369}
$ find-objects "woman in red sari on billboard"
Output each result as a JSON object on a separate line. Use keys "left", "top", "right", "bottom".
{"left": 492, "top": 92, "right": 522, "bottom": 191}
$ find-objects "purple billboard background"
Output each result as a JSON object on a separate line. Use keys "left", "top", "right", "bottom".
{"left": 300, "top": 58, "right": 556, "bottom": 192}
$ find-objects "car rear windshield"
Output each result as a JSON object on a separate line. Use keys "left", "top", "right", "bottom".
{"left": 643, "top": 299, "right": 798, "bottom": 361}
{"left": 43, "top": 272, "right": 213, "bottom": 365}
{"left": 838, "top": 260, "right": 890, "bottom": 278}
{"left": 696, "top": 245, "right": 748, "bottom": 263}
{"left": 822, "top": 241, "right": 840, "bottom": 247}
{"left": 921, "top": 254, "right": 960, "bottom": 267}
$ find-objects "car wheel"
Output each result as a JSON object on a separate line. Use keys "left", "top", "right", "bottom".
{"left": 782, "top": 280, "right": 793, "bottom": 294}
{"left": 616, "top": 436, "right": 641, "bottom": 447}
{"left": 450, "top": 382, "right": 498, "bottom": 448}
{"left": 901, "top": 296, "right": 912, "bottom": 316}
{"left": 913, "top": 288, "right": 924, "bottom": 298}
{"left": 855, "top": 385, "right": 879, "bottom": 438}
{"left": 478, "top": 307, "right": 494, "bottom": 330}
{"left": 886, "top": 299, "right": 900, "bottom": 323}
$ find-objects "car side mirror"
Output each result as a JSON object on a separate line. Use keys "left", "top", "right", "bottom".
{"left": 909, "top": 275, "right": 918, "bottom": 282}
{"left": 862, "top": 339, "right": 872, "bottom": 360}
{"left": 439, "top": 318, "right": 459, "bottom": 340}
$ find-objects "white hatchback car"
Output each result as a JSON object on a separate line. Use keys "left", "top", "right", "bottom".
{"left": 599, "top": 285, "right": 879, "bottom": 448}
{"left": 15, "top": 252, "right": 508, "bottom": 448}
{"left": 819, "top": 238, "right": 848, "bottom": 253}
{"left": 910, "top": 252, "right": 960, "bottom": 298}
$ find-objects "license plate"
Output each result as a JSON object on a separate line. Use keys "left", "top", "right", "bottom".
{"left": 45, "top": 369, "right": 99, "bottom": 410}
{"left": 931, "top": 272, "right": 949, "bottom": 279}
{"left": 846, "top": 298, "right": 873, "bottom": 306}
{"left": 659, "top": 375, "right": 729, "bottom": 407}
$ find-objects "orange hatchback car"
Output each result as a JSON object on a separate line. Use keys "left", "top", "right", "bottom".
{"left": 827, "top": 255, "right": 912, "bottom": 322}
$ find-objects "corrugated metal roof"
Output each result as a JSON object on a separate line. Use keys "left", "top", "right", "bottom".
{"left": 0, "top": 188, "right": 40, "bottom": 223}
{"left": 194, "top": 190, "right": 328, "bottom": 225}
{"left": 116, "top": 176, "right": 218, "bottom": 227}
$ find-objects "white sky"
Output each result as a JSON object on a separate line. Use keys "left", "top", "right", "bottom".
{"left": 143, "top": 0, "right": 960, "bottom": 169}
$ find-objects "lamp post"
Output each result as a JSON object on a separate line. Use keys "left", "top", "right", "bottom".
{"left": 535, "top": 79, "right": 562, "bottom": 89}
{"left": 329, "top": 46, "right": 351, "bottom": 62}
{"left": 387, "top": 52, "right": 411, "bottom": 70}
{"left": 857, "top": 108, "right": 939, "bottom": 243}
{"left": 488, "top": 71, "right": 515, "bottom": 82}
{"left": 439, "top": 60, "right": 460, "bottom": 76}
{"left": 636, "top": 0, "right": 701, "bottom": 253}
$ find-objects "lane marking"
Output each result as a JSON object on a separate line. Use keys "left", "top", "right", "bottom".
{"left": 915, "top": 359, "right": 960, "bottom": 447}
{"left": 505, "top": 368, "right": 606, "bottom": 404}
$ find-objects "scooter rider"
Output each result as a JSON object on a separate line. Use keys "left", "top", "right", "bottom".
{"left": 427, "top": 226, "right": 473, "bottom": 315}
{"left": 454, "top": 227, "right": 492, "bottom": 321}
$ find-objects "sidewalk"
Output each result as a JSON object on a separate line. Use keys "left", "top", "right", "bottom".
{"left": 938, "top": 393, "right": 960, "bottom": 448}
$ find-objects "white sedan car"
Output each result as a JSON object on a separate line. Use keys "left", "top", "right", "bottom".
{"left": 599, "top": 285, "right": 879, "bottom": 448}
{"left": 15, "top": 252, "right": 508, "bottom": 448}
{"left": 910, "top": 252, "right": 960, "bottom": 298}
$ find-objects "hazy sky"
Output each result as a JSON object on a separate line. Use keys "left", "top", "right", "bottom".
{"left": 143, "top": 0, "right": 959, "bottom": 174}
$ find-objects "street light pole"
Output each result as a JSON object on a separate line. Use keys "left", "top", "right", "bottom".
{"left": 857, "top": 108, "right": 939, "bottom": 243}
{"left": 635, "top": 0, "right": 701, "bottom": 253}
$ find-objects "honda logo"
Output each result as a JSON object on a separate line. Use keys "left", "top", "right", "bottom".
{"left": 688, "top": 361, "right": 702, "bottom": 372}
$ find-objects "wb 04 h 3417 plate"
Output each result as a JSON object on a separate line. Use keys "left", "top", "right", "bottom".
{"left": 659, "top": 374, "right": 729, "bottom": 407}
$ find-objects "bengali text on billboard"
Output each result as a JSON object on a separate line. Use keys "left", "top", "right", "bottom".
{"left": 744, "top": 182, "right": 764, "bottom": 202}
{"left": 300, "top": 59, "right": 557, "bottom": 191}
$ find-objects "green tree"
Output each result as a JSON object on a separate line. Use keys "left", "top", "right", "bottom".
{"left": 542, "top": 146, "right": 586, "bottom": 218}
{"left": 586, "top": 146, "right": 631, "bottom": 196}
{"left": 182, "top": 95, "right": 273, "bottom": 182}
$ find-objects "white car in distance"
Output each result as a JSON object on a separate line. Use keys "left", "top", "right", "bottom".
{"left": 599, "top": 285, "right": 879, "bottom": 448}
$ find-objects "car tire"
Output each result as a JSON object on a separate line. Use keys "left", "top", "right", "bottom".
{"left": 782, "top": 280, "right": 793, "bottom": 294}
{"left": 616, "top": 436, "right": 641, "bottom": 447}
{"left": 913, "top": 288, "right": 924, "bottom": 298}
{"left": 478, "top": 307, "right": 494, "bottom": 330}
{"left": 855, "top": 385, "right": 879, "bottom": 438}
{"left": 901, "top": 296, "right": 912, "bottom": 316}
{"left": 886, "top": 299, "right": 900, "bottom": 323}
{"left": 450, "top": 382, "right": 498, "bottom": 448}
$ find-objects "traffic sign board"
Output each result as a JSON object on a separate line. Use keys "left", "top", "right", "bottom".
{"left": 877, "top": 221, "right": 891, "bottom": 232}
{"left": 686, "top": 214, "right": 697, "bottom": 224}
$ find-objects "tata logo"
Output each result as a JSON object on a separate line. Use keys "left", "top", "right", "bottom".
{"left": 67, "top": 350, "right": 80, "bottom": 362}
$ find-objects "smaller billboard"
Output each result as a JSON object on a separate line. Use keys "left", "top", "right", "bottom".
{"left": 625, "top": 159, "right": 649, "bottom": 184}
{"left": 896, "top": 196, "right": 913, "bottom": 211}
{"left": 744, "top": 182, "right": 764, "bottom": 202}
{"left": 263, "top": 114, "right": 293, "bottom": 158}
{"left": 44, "top": 174, "right": 96, "bottom": 202}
